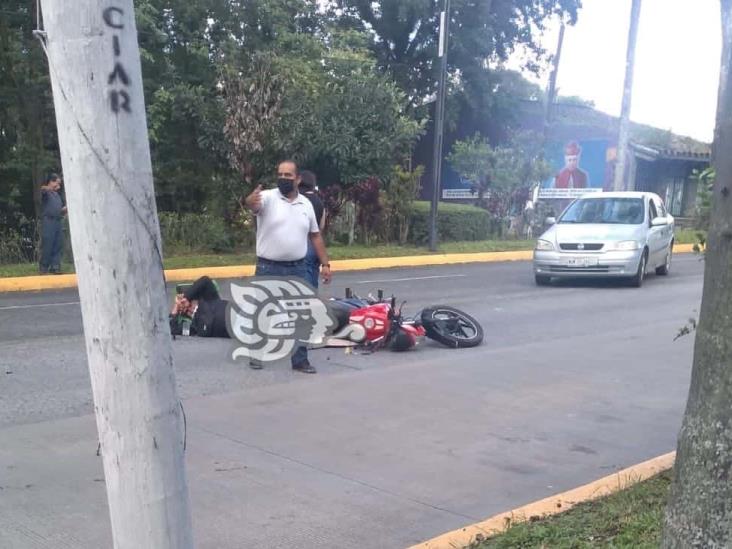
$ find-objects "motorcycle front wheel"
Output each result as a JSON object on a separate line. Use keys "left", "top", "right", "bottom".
{"left": 420, "top": 306, "right": 483, "bottom": 348}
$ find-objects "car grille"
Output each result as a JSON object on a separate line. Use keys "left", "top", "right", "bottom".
{"left": 559, "top": 243, "right": 604, "bottom": 251}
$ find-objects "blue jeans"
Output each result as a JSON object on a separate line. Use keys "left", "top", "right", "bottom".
{"left": 305, "top": 241, "right": 320, "bottom": 289}
{"left": 255, "top": 259, "right": 309, "bottom": 367}
{"left": 40, "top": 217, "right": 63, "bottom": 272}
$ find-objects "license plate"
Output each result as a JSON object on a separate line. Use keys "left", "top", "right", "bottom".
{"left": 565, "top": 256, "right": 598, "bottom": 267}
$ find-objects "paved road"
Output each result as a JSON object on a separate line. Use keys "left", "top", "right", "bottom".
{"left": 0, "top": 256, "right": 703, "bottom": 548}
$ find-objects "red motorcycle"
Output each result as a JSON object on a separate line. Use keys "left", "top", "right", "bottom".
{"left": 325, "top": 288, "right": 483, "bottom": 351}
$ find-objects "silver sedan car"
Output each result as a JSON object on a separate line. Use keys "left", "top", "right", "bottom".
{"left": 533, "top": 192, "right": 675, "bottom": 287}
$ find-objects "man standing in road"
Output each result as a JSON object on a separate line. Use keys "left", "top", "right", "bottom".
{"left": 39, "top": 173, "right": 67, "bottom": 274}
{"left": 244, "top": 160, "right": 332, "bottom": 373}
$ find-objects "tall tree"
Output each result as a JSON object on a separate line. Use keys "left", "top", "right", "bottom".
{"left": 134, "top": 0, "right": 323, "bottom": 212}
{"left": 135, "top": 0, "right": 235, "bottom": 213}
{"left": 222, "top": 28, "right": 424, "bottom": 188}
{"left": 662, "top": 1, "right": 732, "bottom": 546}
{"left": 329, "top": 0, "right": 580, "bottom": 110}
{"left": 0, "top": 1, "right": 59, "bottom": 222}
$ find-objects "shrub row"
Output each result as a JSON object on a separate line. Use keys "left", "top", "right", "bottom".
{"left": 0, "top": 203, "right": 495, "bottom": 265}
{"left": 407, "top": 201, "right": 493, "bottom": 245}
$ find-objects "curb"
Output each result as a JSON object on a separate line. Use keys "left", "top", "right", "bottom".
{"left": 408, "top": 451, "right": 676, "bottom": 549}
{"left": 0, "top": 244, "right": 696, "bottom": 294}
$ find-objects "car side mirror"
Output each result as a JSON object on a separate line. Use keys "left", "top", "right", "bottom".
{"left": 651, "top": 216, "right": 668, "bottom": 227}
{"left": 545, "top": 216, "right": 556, "bottom": 226}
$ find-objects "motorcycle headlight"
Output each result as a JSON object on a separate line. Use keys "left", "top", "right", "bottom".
{"left": 614, "top": 240, "right": 640, "bottom": 251}
{"left": 535, "top": 239, "right": 554, "bottom": 251}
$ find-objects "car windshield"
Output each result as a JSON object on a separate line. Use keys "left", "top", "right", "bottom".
{"left": 558, "top": 197, "right": 645, "bottom": 225}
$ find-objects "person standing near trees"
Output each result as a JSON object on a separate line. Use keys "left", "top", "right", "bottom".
{"left": 39, "top": 173, "right": 67, "bottom": 274}
{"left": 299, "top": 170, "right": 326, "bottom": 288}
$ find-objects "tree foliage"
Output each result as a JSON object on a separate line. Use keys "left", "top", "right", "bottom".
{"left": 0, "top": 1, "right": 59, "bottom": 224}
{"left": 448, "top": 130, "right": 549, "bottom": 217}
{"left": 222, "top": 29, "right": 424, "bottom": 189}
{"left": 1, "top": 0, "right": 577, "bottom": 245}
{"left": 382, "top": 164, "right": 424, "bottom": 244}
{"left": 328, "top": 0, "right": 580, "bottom": 110}
{"left": 692, "top": 166, "right": 715, "bottom": 233}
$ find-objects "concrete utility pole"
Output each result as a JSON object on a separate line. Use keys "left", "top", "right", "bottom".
{"left": 37, "top": 2, "right": 193, "bottom": 548}
{"left": 428, "top": 0, "right": 451, "bottom": 252}
{"left": 613, "top": 0, "right": 642, "bottom": 191}
{"left": 543, "top": 22, "right": 566, "bottom": 146}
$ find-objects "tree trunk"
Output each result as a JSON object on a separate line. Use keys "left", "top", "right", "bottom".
{"left": 662, "top": 2, "right": 732, "bottom": 546}
{"left": 347, "top": 201, "right": 356, "bottom": 246}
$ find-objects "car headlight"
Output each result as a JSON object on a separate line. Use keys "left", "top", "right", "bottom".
{"left": 535, "top": 239, "right": 554, "bottom": 251}
{"left": 614, "top": 240, "right": 641, "bottom": 251}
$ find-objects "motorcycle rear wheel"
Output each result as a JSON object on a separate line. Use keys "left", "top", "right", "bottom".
{"left": 420, "top": 306, "right": 483, "bottom": 348}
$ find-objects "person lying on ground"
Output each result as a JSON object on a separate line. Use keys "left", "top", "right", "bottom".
{"left": 169, "top": 276, "right": 230, "bottom": 338}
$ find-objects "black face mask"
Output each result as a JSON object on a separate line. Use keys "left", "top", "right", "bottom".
{"left": 277, "top": 178, "right": 295, "bottom": 195}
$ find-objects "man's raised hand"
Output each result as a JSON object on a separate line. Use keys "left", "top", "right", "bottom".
{"left": 245, "top": 184, "right": 263, "bottom": 212}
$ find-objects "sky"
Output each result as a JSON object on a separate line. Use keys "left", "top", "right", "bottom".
{"left": 510, "top": 0, "right": 722, "bottom": 143}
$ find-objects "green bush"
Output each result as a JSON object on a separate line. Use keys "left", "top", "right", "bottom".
{"left": 0, "top": 217, "right": 77, "bottom": 266}
{"left": 0, "top": 228, "right": 31, "bottom": 264}
{"left": 408, "top": 200, "right": 493, "bottom": 244}
{"left": 0, "top": 215, "right": 38, "bottom": 264}
{"left": 158, "top": 212, "right": 234, "bottom": 254}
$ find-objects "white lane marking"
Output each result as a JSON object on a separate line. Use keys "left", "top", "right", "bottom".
{"left": 355, "top": 274, "right": 467, "bottom": 284}
{"left": 0, "top": 301, "right": 80, "bottom": 311}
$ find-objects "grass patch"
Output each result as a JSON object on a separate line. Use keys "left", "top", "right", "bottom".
{"left": 0, "top": 228, "right": 701, "bottom": 278}
{"left": 0, "top": 262, "right": 77, "bottom": 278}
{"left": 674, "top": 228, "right": 706, "bottom": 245}
{"left": 470, "top": 470, "right": 671, "bottom": 549}
{"left": 0, "top": 240, "right": 534, "bottom": 278}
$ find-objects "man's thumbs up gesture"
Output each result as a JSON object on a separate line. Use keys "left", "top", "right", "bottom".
{"left": 245, "top": 184, "right": 263, "bottom": 213}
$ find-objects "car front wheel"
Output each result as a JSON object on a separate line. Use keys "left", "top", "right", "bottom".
{"left": 656, "top": 242, "right": 673, "bottom": 276}
{"left": 630, "top": 250, "right": 648, "bottom": 288}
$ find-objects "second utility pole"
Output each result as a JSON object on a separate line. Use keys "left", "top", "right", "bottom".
{"left": 429, "top": 0, "right": 451, "bottom": 252}
{"left": 613, "top": 0, "right": 642, "bottom": 191}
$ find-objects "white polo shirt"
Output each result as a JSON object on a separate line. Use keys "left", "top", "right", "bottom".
{"left": 255, "top": 189, "right": 319, "bottom": 261}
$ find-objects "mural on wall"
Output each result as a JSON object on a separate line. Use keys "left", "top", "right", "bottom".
{"left": 539, "top": 139, "right": 612, "bottom": 199}
{"left": 439, "top": 138, "right": 619, "bottom": 206}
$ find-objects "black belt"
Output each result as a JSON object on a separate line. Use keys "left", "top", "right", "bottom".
{"left": 43, "top": 215, "right": 62, "bottom": 220}
{"left": 257, "top": 256, "right": 305, "bottom": 267}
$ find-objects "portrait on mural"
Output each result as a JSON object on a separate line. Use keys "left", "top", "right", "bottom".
{"left": 554, "top": 141, "right": 589, "bottom": 189}
{"left": 539, "top": 138, "right": 609, "bottom": 200}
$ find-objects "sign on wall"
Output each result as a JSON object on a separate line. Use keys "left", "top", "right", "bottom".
{"left": 539, "top": 139, "right": 612, "bottom": 200}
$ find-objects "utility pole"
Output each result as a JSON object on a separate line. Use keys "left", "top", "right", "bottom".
{"left": 613, "top": 0, "right": 642, "bottom": 191}
{"left": 543, "top": 22, "right": 566, "bottom": 146}
{"left": 37, "top": 2, "right": 193, "bottom": 548}
{"left": 428, "top": 0, "right": 451, "bottom": 252}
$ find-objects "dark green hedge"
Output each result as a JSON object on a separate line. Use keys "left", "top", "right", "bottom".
{"left": 158, "top": 212, "right": 234, "bottom": 254}
{"left": 408, "top": 201, "right": 493, "bottom": 244}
